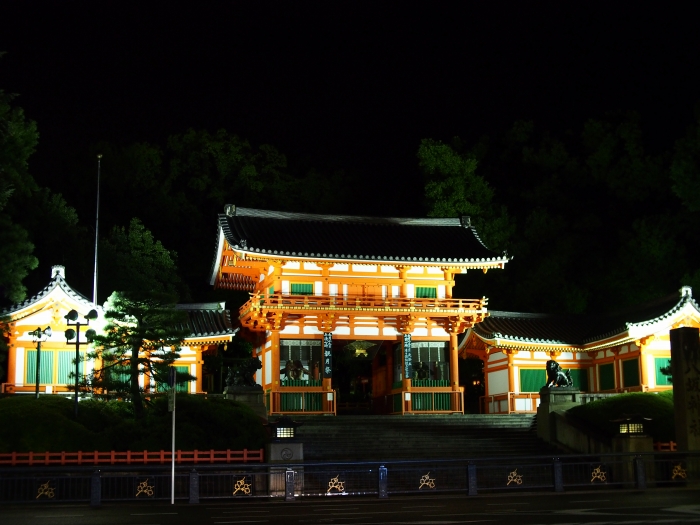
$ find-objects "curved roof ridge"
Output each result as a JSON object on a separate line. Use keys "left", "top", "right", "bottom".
{"left": 1, "top": 272, "right": 95, "bottom": 315}
{"left": 228, "top": 205, "right": 463, "bottom": 226}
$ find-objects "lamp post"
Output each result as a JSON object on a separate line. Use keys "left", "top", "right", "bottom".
{"left": 30, "top": 326, "right": 52, "bottom": 399}
{"left": 65, "top": 309, "right": 98, "bottom": 418}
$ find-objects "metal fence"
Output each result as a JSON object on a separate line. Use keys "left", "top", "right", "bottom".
{"left": 2, "top": 451, "right": 698, "bottom": 505}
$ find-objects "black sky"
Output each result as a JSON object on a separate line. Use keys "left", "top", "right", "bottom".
{"left": 2, "top": 2, "right": 700, "bottom": 217}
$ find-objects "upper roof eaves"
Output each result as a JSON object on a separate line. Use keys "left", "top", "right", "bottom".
{"left": 471, "top": 287, "right": 700, "bottom": 348}
{"left": 1, "top": 268, "right": 96, "bottom": 317}
{"left": 217, "top": 205, "right": 507, "bottom": 265}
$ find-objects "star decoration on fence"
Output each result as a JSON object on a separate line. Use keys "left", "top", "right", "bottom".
{"left": 233, "top": 477, "right": 252, "bottom": 495}
{"left": 135, "top": 478, "right": 155, "bottom": 497}
{"left": 506, "top": 469, "right": 523, "bottom": 485}
{"left": 36, "top": 481, "right": 55, "bottom": 499}
{"left": 327, "top": 475, "right": 345, "bottom": 493}
{"left": 672, "top": 464, "right": 687, "bottom": 480}
{"left": 590, "top": 465, "right": 607, "bottom": 483}
{"left": 419, "top": 472, "right": 436, "bottom": 489}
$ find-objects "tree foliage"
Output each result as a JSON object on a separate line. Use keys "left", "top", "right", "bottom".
{"left": 85, "top": 220, "right": 191, "bottom": 418}
{"left": 422, "top": 112, "right": 695, "bottom": 314}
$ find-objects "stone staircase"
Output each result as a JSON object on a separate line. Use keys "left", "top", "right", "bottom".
{"left": 292, "top": 414, "right": 558, "bottom": 462}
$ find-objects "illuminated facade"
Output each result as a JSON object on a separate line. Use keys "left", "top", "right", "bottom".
{"left": 209, "top": 205, "right": 508, "bottom": 414}
{"left": 461, "top": 288, "right": 691, "bottom": 413}
{"left": 1, "top": 266, "right": 236, "bottom": 395}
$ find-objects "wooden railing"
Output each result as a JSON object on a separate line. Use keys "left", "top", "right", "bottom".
{"left": 653, "top": 441, "right": 677, "bottom": 452}
{"left": 240, "top": 293, "right": 487, "bottom": 318}
{"left": 390, "top": 381, "right": 464, "bottom": 414}
{"left": 0, "top": 448, "right": 264, "bottom": 466}
{"left": 480, "top": 392, "right": 540, "bottom": 414}
{"left": 268, "top": 387, "right": 337, "bottom": 415}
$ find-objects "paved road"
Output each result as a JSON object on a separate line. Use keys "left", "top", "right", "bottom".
{"left": 2, "top": 489, "right": 700, "bottom": 525}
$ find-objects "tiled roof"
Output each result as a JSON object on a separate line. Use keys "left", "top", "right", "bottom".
{"left": 215, "top": 205, "right": 507, "bottom": 265}
{"left": 174, "top": 303, "right": 237, "bottom": 339}
{"left": 1, "top": 266, "right": 97, "bottom": 316}
{"left": 471, "top": 287, "right": 699, "bottom": 349}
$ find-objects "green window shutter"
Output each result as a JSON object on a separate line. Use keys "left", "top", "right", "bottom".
{"left": 622, "top": 358, "right": 640, "bottom": 387}
{"left": 57, "top": 351, "right": 84, "bottom": 384}
{"left": 269, "top": 286, "right": 274, "bottom": 295}
{"left": 655, "top": 358, "right": 672, "bottom": 386}
{"left": 568, "top": 368, "right": 589, "bottom": 391}
{"left": 599, "top": 363, "right": 615, "bottom": 391}
{"left": 416, "top": 287, "right": 437, "bottom": 298}
{"left": 519, "top": 368, "right": 544, "bottom": 392}
{"left": 291, "top": 283, "right": 313, "bottom": 295}
{"left": 157, "top": 365, "right": 190, "bottom": 393}
{"left": 25, "top": 350, "right": 54, "bottom": 384}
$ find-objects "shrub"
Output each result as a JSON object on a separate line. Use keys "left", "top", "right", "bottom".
{"left": 567, "top": 391, "right": 675, "bottom": 442}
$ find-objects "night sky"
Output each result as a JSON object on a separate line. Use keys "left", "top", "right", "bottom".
{"left": 3, "top": 2, "right": 699, "bottom": 219}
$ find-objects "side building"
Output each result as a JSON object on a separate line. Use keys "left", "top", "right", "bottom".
{"left": 1, "top": 266, "right": 236, "bottom": 395}
{"left": 461, "top": 287, "right": 694, "bottom": 413}
{"left": 209, "top": 205, "right": 508, "bottom": 415}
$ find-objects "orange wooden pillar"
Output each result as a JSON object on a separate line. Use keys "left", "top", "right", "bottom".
{"left": 449, "top": 332, "right": 460, "bottom": 411}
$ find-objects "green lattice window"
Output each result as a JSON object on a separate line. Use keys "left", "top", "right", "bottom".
{"left": 599, "top": 362, "right": 615, "bottom": 391}
{"left": 654, "top": 358, "right": 672, "bottom": 386}
{"left": 622, "top": 358, "right": 640, "bottom": 387}
{"left": 519, "top": 369, "right": 544, "bottom": 392}
{"left": 291, "top": 283, "right": 313, "bottom": 295}
{"left": 25, "top": 350, "right": 53, "bottom": 384}
{"left": 57, "top": 351, "right": 84, "bottom": 384}
{"left": 156, "top": 365, "right": 189, "bottom": 393}
{"left": 568, "top": 368, "right": 589, "bottom": 391}
{"left": 416, "top": 286, "right": 437, "bottom": 298}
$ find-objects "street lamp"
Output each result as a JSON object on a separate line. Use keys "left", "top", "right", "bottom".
{"left": 29, "top": 326, "right": 52, "bottom": 399}
{"left": 65, "top": 309, "right": 98, "bottom": 418}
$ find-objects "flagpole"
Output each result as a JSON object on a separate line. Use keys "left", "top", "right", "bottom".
{"left": 93, "top": 154, "right": 102, "bottom": 305}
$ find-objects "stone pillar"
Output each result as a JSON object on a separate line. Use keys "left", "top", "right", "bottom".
{"left": 670, "top": 327, "right": 700, "bottom": 451}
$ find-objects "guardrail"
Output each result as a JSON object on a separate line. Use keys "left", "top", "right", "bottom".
{"left": 2, "top": 451, "right": 698, "bottom": 504}
{"left": 0, "top": 449, "right": 264, "bottom": 466}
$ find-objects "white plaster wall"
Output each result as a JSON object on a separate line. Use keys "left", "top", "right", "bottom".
{"left": 314, "top": 281, "right": 323, "bottom": 294}
{"left": 304, "top": 262, "right": 321, "bottom": 270}
{"left": 333, "top": 264, "right": 349, "bottom": 272}
{"left": 407, "top": 267, "right": 424, "bottom": 274}
{"left": 391, "top": 286, "right": 400, "bottom": 298}
{"left": 335, "top": 326, "right": 351, "bottom": 335}
{"left": 383, "top": 327, "right": 399, "bottom": 336}
{"left": 281, "top": 326, "right": 300, "bottom": 334}
{"left": 15, "top": 347, "right": 24, "bottom": 384}
{"left": 647, "top": 354, "right": 655, "bottom": 389}
{"left": 515, "top": 398, "right": 533, "bottom": 411}
{"left": 430, "top": 327, "right": 448, "bottom": 337}
{"left": 265, "top": 350, "right": 271, "bottom": 384}
{"left": 330, "top": 284, "right": 338, "bottom": 296}
{"left": 437, "top": 285, "right": 446, "bottom": 299}
{"left": 488, "top": 351, "right": 504, "bottom": 363}
{"left": 487, "top": 369, "right": 509, "bottom": 395}
{"left": 190, "top": 364, "right": 197, "bottom": 393}
{"left": 407, "top": 284, "right": 414, "bottom": 298}
{"left": 381, "top": 266, "right": 398, "bottom": 274}
{"left": 533, "top": 352, "right": 549, "bottom": 360}
{"left": 620, "top": 345, "right": 629, "bottom": 355}
{"left": 560, "top": 352, "right": 573, "bottom": 360}
{"left": 283, "top": 261, "right": 301, "bottom": 270}
{"left": 412, "top": 328, "right": 428, "bottom": 337}
{"left": 304, "top": 326, "right": 323, "bottom": 335}
{"left": 355, "top": 327, "right": 380, "bottom": 336}
{"left": 282, "top": 281, "right": 290, "bottom": 294}
{"left": 427, "top": 267, "right": 442, "bottom": 275}
{"left": 513, "top": 365, "right": 520, "bottom": 393}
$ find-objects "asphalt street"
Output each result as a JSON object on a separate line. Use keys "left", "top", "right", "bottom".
{"left": 2, "top": 489, "right": 700, "bottom": 525}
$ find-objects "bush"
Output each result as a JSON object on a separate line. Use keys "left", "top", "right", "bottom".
{"left": 567, "top": 391, "right": 675, "bottom": 442}
{"left": 0, "top": 394, "right": 267, "bottom": 453}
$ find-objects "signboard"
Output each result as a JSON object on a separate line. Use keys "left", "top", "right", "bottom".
{"left": 323, "top": 332, "right": 333, "bottom": 379}
{"left": 403, "top": 333, "right": 413, "bottom": 380}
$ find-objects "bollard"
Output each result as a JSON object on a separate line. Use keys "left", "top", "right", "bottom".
{"left": 634, "top": 456, "right": 647, "bottom": 490}
{"left": 467, "top": 463, "right": 477, "bottom": 496}
{"left": 378, "top": 465, "right": 388, "bottom": 499}
{"left": 189, "top": 469, "right": 200, "bottom": 504}
{"left": 285, "top": 469, "right": 295, "bottom": 501}
{"left": 552, "top": 457, "right": 564, "bottom": 492}
{"left": 90, "top": 470, "right": 101, "bottom": 507}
